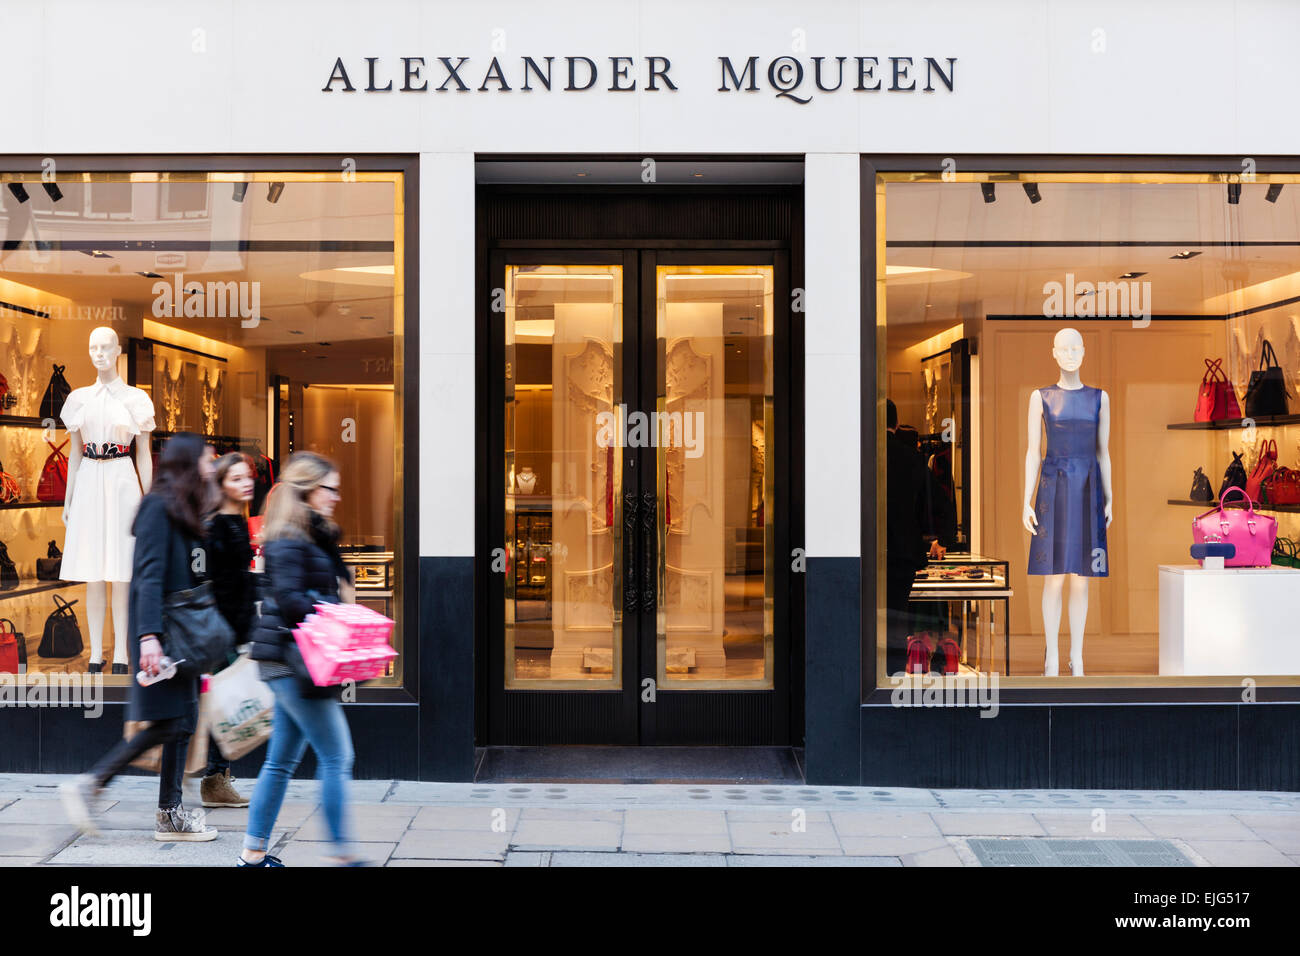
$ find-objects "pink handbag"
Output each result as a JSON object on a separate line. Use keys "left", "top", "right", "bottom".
{"left": 1192, "top": 486, "right": 1277, "bottom": 567}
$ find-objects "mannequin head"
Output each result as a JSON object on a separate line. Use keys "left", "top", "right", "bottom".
{"left": 88, "top": 326, "right": 121, "bottom": 374}
{"left": 1052, "top": 327, "right": 1085, "bottom": 373}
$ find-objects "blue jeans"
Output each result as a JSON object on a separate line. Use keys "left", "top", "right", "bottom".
{"left": 243, "top": 677, "right": 354, "bottom": 854}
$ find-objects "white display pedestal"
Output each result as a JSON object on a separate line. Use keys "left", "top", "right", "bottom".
{"left": 1158, "top": 564, "right": 1300, "bottom": 675}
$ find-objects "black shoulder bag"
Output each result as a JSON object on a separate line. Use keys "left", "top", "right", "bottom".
{"left": 39, "top": 364, "right": 72, "bottom": 422}
{"left": 38, "top": 594, "right": 83, "bottom": 658}
{"left": 1219, "top": 451, "right": 1248, "bottom": 499}
{"left": 1244, "top": 340, "right": 1290, "bottom": 419}
{"left": 160, "top": 525, "right": 234, "bottom": 678}
{"left": 36, "top": 541, "right": 63, "bottom": 581}
{"left": 0, "top": 540, "right": 19, "bottom": 591}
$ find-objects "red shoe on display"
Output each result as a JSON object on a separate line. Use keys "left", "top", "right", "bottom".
{"left": 936, "top": 636, "right": 960, "bottom": 675}
{"left": 905, "top": 633, "right": 932, "bottom": 674}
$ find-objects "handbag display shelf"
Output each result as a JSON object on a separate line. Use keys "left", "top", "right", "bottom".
{"left": 0, "top": 415, "right": 71, "bottom": 510}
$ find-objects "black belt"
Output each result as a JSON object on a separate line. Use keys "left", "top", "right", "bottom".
{"left": 83, "top": 443, "right": 130, "bottom": 460}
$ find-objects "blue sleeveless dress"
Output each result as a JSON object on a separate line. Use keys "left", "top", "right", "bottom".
{"left": 1028, "top": 385, "right": 1108, "bottom": 577}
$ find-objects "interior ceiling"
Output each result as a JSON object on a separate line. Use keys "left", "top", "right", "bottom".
{"left": 0, "top": 178, "right": 397, "bottom": 347}
{"left": 477, "top": 160, "right": 804, "bottom": 185}
{"left": 886, "top": 181, "right": 1300, "bottom": 347}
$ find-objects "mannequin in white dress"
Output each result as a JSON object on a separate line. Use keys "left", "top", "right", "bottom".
{"left": 60, "top": 327, "right": 156, "bottom": 674}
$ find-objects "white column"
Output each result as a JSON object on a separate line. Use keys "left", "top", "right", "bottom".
{"left": 418, "top": 151, "right": 476, "bottom": 557}
{"left": 803, "top": 153, "right": 861, "bottom": 559}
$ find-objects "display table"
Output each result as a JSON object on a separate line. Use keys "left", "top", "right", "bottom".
{"left": 1158, "top": 564, "right": 1300, "bottom": 675}
{"left": 910, "top": 554, "right": 1013, "bottom": 675}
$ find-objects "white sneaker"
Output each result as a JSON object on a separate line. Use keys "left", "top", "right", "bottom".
{"left": 154, "top": 806, "right": 218, "bottom": 842}
{"left": 59, "top": 775, "right": 103, "bottom": 836}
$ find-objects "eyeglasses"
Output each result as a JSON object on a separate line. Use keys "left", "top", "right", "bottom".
{"left": 319, "top": 484, "right": 341, "bottom": 496}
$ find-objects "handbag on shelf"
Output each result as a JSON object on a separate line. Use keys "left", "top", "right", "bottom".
{"left": 1272, "top": 536, "right": 1300, "bottom": 569}
{"left": 36, "top": 440, "right": 69, "bottom": 503}
{"left": 37, "top": 594, "right": 83, "bottom": 658}
{"left": 0, "top": 371, "right": 14, "bottom": 411}
{"left": 38, "top": 364, "right": 71, "bottom": 422}
{"left": 35, "top": 540, "right": 62, "bottom": 581}
{"left": 1245, "top": 439, "right": 1278, "bottom": 502}
{"left": 1244, "top": 339, "right": 1290, "bottom": 419}
{"left": 0, "top": 458, "right": 19, "bottom": 504}
{"left": 0, "top": 540, "right": 17, "bottom": 591}
{"left": 1263, "top": 465, "right": 1300, "bottom": 506}
{"left": 1194, "top": 357, "right": 1242, "bottom": 422}
{"left": 1219, "top": 451, "right": 1248, "bottom": 500}
{"left": 0, "top": 618, "right": 25, "bottom": 674}
{"left": 1189, "top": 467, "right": 1214, "bottom": 502}
{"left": 1192, "top": 486, "right": 1278, "bottom": 568}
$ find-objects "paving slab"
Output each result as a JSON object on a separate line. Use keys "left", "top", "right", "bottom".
{"left": 0, "top": 798, "right": 81, "bottom": 825}
{"left": 830, "top": 811, "right": 941, "bottom": 837}
{"left": 200, "top": 801, "right": 317, "bottom": 830}
{"left": 1184, "top": 841, "right": 1297, "bottom": 867}
{"left": 0, "top": 823, "right": 76, "bottom": 858}
{"left": 901, "top": 845, "right": 966, "bottom": 867}
{"left": 503, "top": 852, "right": 550, "bottom": 867}
{"left": 551, "top": 851, "right": 729, "bottom": 866}
{"left": 392, "top": 828, "right": 510, "bottom": 861}
{"left": 932, "top": 812, "right": 1048, "bottom": 836}
{"left": 1033, "top": 812, "right": 1154, "bottom": 838}
{"left": 385, "top": 858, "right": 502, "bottom": 867}
{"left": 726, "top": 854, "right": 900, "bottom": 866}
{"left": 276, "top": 840, "right": 396, "bottom": 867}
{"left": 1136, "top": 814, "right": 1258, "bottom": 841}
{"left": 0, "top": 857, "right": 44, "bottom": 866}
{"left": 48, "top": 829, "right": 286, "bottom": 866}
{"left": 727, "top": 820, "right": 842, "bottom": 855}
{"left": 838, "top": 835, "right": 951, "bottom": 856}
{"left": 511, "top": 819, "right": 622, "bottom": 851}
{"left": 411, "top": 805, "right": 520, "bottom": 830}
{"left": 297, "top": 803, "right": 416, "bottom": 842}
{"left": 621, "top": 831, "right": 733, "bottom": 853}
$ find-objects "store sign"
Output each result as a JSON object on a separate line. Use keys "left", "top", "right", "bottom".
{"left": 322, "top": 55, "right": 957, "bottom": 105}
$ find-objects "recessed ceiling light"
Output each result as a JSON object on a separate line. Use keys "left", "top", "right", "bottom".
{"left": 359, "top": 315, "right": 375, "bottom": 321}
{"left": 693, "top": 172, "right": 704, "bottom": 178}
{"left": 289, "top": 330, "right": 304, "bottom": 335}
{"left": 576, "top": 172, "right": 587, "bottom": 177}
{"left": 1170, "top": 250, "right": 1202, "bottom": 260}
{"left": 1118, "top": 271, "right": 1147, "bottom": 279}
{"left": 136, "top": 271, "right": 164, "bottom": 279}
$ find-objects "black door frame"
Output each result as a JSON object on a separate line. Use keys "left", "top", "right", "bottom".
{"left": 482, "top": 242, "right": 795, "bottom": 745}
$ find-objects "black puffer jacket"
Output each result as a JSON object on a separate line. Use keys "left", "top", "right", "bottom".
{"left": 249, "top": 512, "right": 349, "bottom": 666}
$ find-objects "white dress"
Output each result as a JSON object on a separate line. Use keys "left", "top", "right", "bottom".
{"left": 59, "top": 377, "right": 156, "bottom": 583}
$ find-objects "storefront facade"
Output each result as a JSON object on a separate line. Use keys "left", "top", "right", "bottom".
{"left": 0, "top": 1, "right": 1297, "bottom": 787}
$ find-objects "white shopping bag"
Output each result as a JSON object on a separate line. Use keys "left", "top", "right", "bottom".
{"left": 202, "top": 653, "right": 274, "bottom": 761}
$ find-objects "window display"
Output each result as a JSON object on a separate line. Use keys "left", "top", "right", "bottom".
{"left": 0, "top": 168, "right": 406, "bottom": 686}
{"left": 880, "top": 171, "right": 1300, "bottom": 685}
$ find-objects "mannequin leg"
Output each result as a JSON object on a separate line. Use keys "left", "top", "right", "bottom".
{"left": 85, "top": 581, "right": 107, "bottom": 667}
{"left": 1067, "top": 574, "right": 1089, "bottom": 676}
{"left": 1040, "top": 574, "right": 1065, "bottom": 676}
{"left": 110, "top": 581, "right": 130, "bottom": 666}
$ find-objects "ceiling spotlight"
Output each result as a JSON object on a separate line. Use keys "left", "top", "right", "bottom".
{"left": 1170, "top": 250, "right": 1202, "bottom": 260}
{"left": 267, "top": 181, "right": 285, "bottom": 204}
{"left": 232, "top": 182, "right": 248, "bottom": 202}
{"left": 1022, "top": 183, "right": 1042, "bottom": 204}
{"left": 1266, "top": 184, "right": 1284, "bottom": 203}
{"left": 42, "top": 183, "right": 63, "bottom": 202}
{"left": 79, "top": 249, "right": 113, "bottom": 259}
{"left": 980, "top": 183, "right": 996, "bottom": 204}
{"left": 1118, "top": 271, "right": 1147, "bottom": 279}
{"left": 1227, "top": 183, "right": 1241, "bottom": 204}
{"left": 135, "top": 271, "right": 164, "bottom": 279}
{"left": 6, "top": 183, "right": 30, "bottom": 204}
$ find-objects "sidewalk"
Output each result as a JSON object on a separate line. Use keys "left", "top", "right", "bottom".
{"left": 1, "top": 774, "right": 1296, "bottom": 866}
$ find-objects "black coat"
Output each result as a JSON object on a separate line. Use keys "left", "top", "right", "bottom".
{"left": 127, "top": 493, "right": 201, "bottom": 722}
{"left": 886, "top": 429, "right": 932, "bottom": 573}
{"left": 249, "top": 521, "right": 348, "bottom": 665}
{"left": 205, "top": 513, "right": 255, "bottom": 645}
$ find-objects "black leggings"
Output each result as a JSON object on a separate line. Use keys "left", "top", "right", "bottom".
{"left": 89, "top": 709, "right": 196, "bottom": 810}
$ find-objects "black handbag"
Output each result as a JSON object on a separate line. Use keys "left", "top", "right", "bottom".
{"left": 161, "top": 581, "right": 235, "bottom": 679}
{"left": 1190, "top": 467, "right": 1214, "bottom": 502}
{"left": 0, "top": 540, "right": 18, "bottom": 591}
{"left": 36, "top": 540, "right": 62, "bottom": 581}
{"left": 37, "top": 594, "right": 84, "bottom": 658}
{"left": 39, "top": 364, "right": 72, "bottom": 422}
{"left": 1244, "top": 339, "right": 1290, "bottom": 418}
{"left": 1219, "top": 451, "right": 1248, "bottom": 500}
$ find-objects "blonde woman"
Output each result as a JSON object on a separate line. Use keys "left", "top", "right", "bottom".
{"left": 239, "top": 452, "right": 359, "bottom": 867}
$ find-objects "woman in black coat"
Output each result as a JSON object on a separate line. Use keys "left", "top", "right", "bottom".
{"left": 60, "top": 433, "right": 219, "bottom": 842}
{"left": 195, "top": 452, "right": 258, "bottom": 808}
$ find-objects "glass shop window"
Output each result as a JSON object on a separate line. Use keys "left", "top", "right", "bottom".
{"left": 0, "top": 169, "right": 406, "bottom": 687}
{"left": 878, "top": 171, "right": 1300, "bottom": 688}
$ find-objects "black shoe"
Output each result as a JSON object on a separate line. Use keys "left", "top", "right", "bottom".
{"left": 111, "top": 663, "right": 128, "bottom": 676}
{"left": 236, "top": 854, "right": 285, "bottom": 867}
{"left": 86, "top": 660, "right": 105, "bottom": 674}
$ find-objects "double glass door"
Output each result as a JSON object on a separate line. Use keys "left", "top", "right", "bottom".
{"left": 489, "top": 249, "right": 787, "bottom": 744}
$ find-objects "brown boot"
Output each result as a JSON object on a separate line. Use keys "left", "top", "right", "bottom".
{"left": 200, "top": 770, "right": 250, "bottom": 808}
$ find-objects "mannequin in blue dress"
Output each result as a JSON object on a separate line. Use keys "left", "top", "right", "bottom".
{"left": 1022, "top": 328, "right": 1114, "bottom": 677}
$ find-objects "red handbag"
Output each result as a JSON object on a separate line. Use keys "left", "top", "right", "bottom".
{"left": 1194, "top": 358, "right": 1242, "bottom": 422}
{"left": 0, "top": 618, "right": 25, "bottom": 674}
{"left": 36, "top": 440, "right": 69, "bottom": 502}
{"left": 1246, "top": 439, "right": 1278, "bottom": 501}
{"left": 1264, "top": 466, "right": 1300, "bottom": 506}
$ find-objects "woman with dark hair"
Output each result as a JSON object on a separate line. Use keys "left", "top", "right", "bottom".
{"left": 239, "top": 451, "right": 359, "bottom": 867}
{"left": 195, "top": 452, "right": 258, "bottom": 808}
{"left": 60, "top": 432, "right": 219, "bottom": 841}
